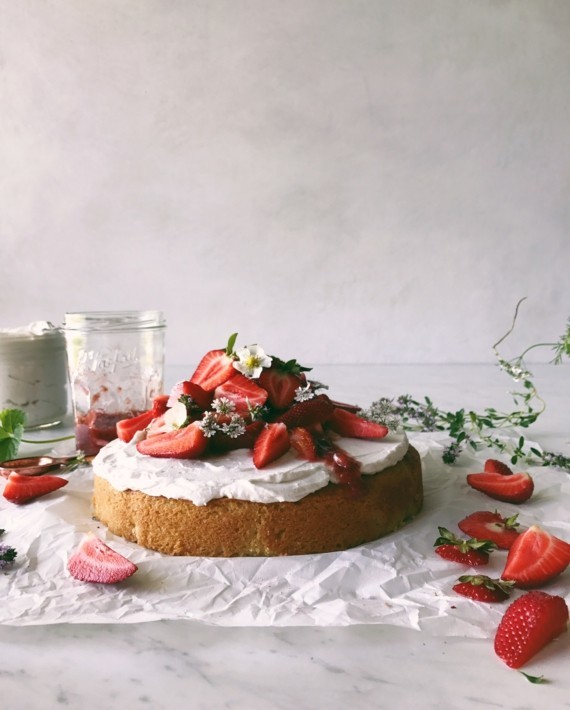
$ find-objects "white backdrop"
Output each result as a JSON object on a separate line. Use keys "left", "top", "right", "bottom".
{"left": 1, "top": 0, "right": 569, "bottom": 366}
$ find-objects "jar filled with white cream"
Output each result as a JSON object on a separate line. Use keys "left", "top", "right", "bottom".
{"left": 0, "top": 322, "right": 68, "bottom": 428}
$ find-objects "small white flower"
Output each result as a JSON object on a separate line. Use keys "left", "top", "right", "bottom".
{"left": 221, "top": 415, "right": 246, "bottom": 439}
{"left": 198, "top": 411, "right": 219, "bottom": 438}
{"left": 212, "top": 397, "right": 236, "bottom": 415}
{"left": 233, "top": 344, "right": 272, "bottom": 378}
{"left": 294, "top": 384, "right": 315, "bottom": 403}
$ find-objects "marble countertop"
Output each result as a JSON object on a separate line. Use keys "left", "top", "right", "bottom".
{"left": 1, "top": 364, "right": 569, "bottom": 709}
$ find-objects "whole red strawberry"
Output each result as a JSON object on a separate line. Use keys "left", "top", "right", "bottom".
{"left": 453, "top": 575, "right": 514, "bottom": 603}
{"left": 434, "top": 527, "right": 497, "bottom": 566}
{"left": 494, "top": 591, "right": 569, "bottom": 668}
{"left": 458, "top": 510, "right": 521, "bottom": 550}
{"left": 501, "top": 525, "right": 570, "bottom": 588}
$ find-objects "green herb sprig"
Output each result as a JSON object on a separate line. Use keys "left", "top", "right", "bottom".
{"left": 361, "top": 299, "right": 570, "bottom": 472}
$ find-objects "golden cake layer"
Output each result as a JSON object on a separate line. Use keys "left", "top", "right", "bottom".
{"left": 92, "top": 445, "right": 422, "bottom": 557}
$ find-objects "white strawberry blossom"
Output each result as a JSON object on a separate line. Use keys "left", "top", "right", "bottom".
{"left": 233, "top": 344, "right": 272, "bottom": 378}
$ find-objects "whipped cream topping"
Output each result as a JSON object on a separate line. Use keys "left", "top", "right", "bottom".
{"left": 93, "top": 432, "right": 409, "bottom": 506}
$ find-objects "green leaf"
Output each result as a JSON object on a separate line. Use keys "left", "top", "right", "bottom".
{"left": 520, "top": 672, "right": 547, "bottom": 684}
{"left": 0, "top": 409, "right": 27, "bottom": 461}
{"left": 225, "top": 332, "right": 238, "bottom": 356}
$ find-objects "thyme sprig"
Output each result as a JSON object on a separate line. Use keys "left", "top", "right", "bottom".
{"left": 361, "top": 300, "right": 570, "bottom": 472}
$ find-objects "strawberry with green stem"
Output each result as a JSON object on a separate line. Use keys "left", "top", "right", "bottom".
{"left": 434, "top": 527, "right": 498, "bottom": 566}
{"left": 453, "top": 575, "right": 514, "bottom": 603}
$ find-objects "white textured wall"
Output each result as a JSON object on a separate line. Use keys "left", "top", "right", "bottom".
{"left": 1, "top": 0, "right": 569, "bottom": 365}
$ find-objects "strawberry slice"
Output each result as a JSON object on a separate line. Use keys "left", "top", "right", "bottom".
{"left": 458, "top": 511, "right": 521, "bottom": 550}
{"left": 327, "top": 407, "right": 388, "bottom": 439}
{"left": 3, "top": 472, "right": 68, "bottom": 504}
{"left": 466, "top": 471, "right": 534, "bottom": 503}
{"left": 494, "top": 591, "right": 569, "bottom": 668}
{"left": 484, "top": 459, "right": 513, "bottom": 476}
{"left": 68, "top": 533, "right": 137, "bottom": 584}
{"left": 257, "top": 364, "right": 307, "bottom": 410}
{"left": 136, "top": 421, "right": 207, "bottom": 459}
{"left": 452, "top": 575, "right": 514, "bottom": 603}
{"left": 434, "top": 526, "right": 497, "bottom": 566}
{"left": 167, "top": 381, "right": 213, "bottom": 411}
{"left": 151, "top": 395, "right": 170, "bottom": 417}
{"left": 253, "top": 422, "right": 290, "bottom": 468}
{"left": 116, "top": 410, "right": 156, "bottom": 443}
{"left": 289, "top": 427, "right": 319, "bottom": 461}
{"left": 214, "top": 373, "right": 268, "bottom": 415}
{"left": 501, "top": 525, "right": 570, "bottom": 588}
{"left": 276, "top": 394, "right": 335, "bottom": 429}
{"left": 190, "top": 350, "right": 236, "bottom": 392}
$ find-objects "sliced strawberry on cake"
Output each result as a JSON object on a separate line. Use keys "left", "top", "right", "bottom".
{"left": 136, "top": 421, "right": 207, "bottom": 459}
{"left": 253, "top": 423, "right": 290, "bottom": 468}
{"left": 501, "top": 525, "right": 570, "bottom": 588}
{"left": 327, "top": 407, "right": 389, "bottom": 439}
{"left": 116, "top": 410, "right": 156, "bottom": 443}
{"left": 3, "top": 472, "right": 68, "bottom": 504}
{"left": 167, "top": 380, "right": 213, "bottom": 411}
{"left": 214, "top": 373, "right": 268, "bottom": 415}
{"left": 68, "top": 533, "right": 137, "bottom": 584}
{"left": 257, "top": 357, "right": 310, "bottom": 410}
{"left": 276, "top": 394, "right": 335, "bottom": 429}
{"left": 190, "top": 333, "right": 238, "bottom": 392}
{"left": 289, "top": 427, "right": 319, "bottom": 461}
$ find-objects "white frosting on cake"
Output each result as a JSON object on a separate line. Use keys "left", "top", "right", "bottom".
{"left": 93, "top": 432, "right": 409, "bottom": 506}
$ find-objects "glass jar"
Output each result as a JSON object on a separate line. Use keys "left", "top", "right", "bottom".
{"left": 0, "top": 322, "right": 68, "bottom": 429}
{"left": 63, "top": 311, "right": 166, "bottom": 455}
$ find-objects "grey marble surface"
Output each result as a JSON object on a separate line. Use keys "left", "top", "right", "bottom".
{"left": 1, "top": 364, "right": 569, "bottom": 709}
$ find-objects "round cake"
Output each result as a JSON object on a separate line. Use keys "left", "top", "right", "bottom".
{"left": 91, "top": 334, "right": 423, "bottom": 557}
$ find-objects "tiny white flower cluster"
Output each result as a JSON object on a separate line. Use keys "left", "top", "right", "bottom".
{"left": 212, "top": 397, "right": 236, "bottom": 415}
{"left": 294, "top": 384, "right": 315, "bottom": 403}
{"left": 198, "top": 399, "right": 247, "bottom": 439}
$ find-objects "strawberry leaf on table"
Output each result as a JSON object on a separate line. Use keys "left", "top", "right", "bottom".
{"left": 0, "top": 409, "right": 26, "bottom": 461}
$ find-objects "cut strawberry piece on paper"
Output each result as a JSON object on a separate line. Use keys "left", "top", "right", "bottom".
{"left": 276, "top": 394, "right": 335, "bottom": 429}
{"left": 452, "top": 575, "right": 514, "bottom": 603}
{"left": 466, "top": 471, "right": 534, "bottom": 503}
{"left": 253, "top": 422, "right": 290, "bottom": 468}
{"left": 327, "top": 407, "right": 388, "bottom": 439}
{"left": 289, "top": 427, "right": 319, "bottom": 461}
{"left": 458, "top": 511, "right": 521, "bottom": 550}
{"left": 434, "top": 527, "right": 497, "bottom": 566}
{"left": 494, "top": 591, "right": 569, "bottom": 668}
{"left": 136, "top": 422, "right": 207, "bottom": 459}
{"left": 501, "top": 525, "right": 570, "bottom": 588}
{"left": 3, "top": 472, "right": 68, "bottom": 504}
{"left": 484, "top": 459, "right": 513, "bottom": 476}
{"left": 214, "top": 373, "right": 268, "bottom": 415}
{"left": 116, "top": 410, "right": 156, "bottom": 443}
{"left": 68, "top": 533, "right": 137, "bottom": 584}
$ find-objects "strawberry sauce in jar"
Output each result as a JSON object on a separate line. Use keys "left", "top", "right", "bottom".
{"left": 64, "top": 311, "right": 166, "bottom": 455}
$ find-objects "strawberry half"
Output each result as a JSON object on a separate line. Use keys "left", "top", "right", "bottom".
{"left": 453, "top": 575, "right": 514, "bottom": 603}
{"left": 327, "top": 408, "right": 388, "bottom": 439}
{"left": 253, "top": 422, "right": 290, "bottom": 468}
{"left": 3, "top": 472, "right": 68, "bottom": 504}
{"left": 501, "top": 525, "right": 570, "bottom": 588}
{"left": 256, "top": 355, "right": 311, "bottom": 410}
{"left": 484, "top": 459, "right": 513, "bottom": 476}
{"left": 289, "top": 427, "right": 319, "bottom": 461}
{"left": 458, "top": 510, "right": 521, "bottom": 550}
{"left": 214, "top": 373, "right": 268, "bottom": 415}
{"left": 116, "top": 410, "right": 156, "bottom": 443}
{"left": 434, "top": 527, "right": 497, "bottom": 566}
{"left": 68, "top": 533, "right": 138, "bottom": 584}
{"left": 494, "top": 591, "right": 569, "bottom": 668}
{"left": 167, "top": 381, "right": 213, "bottom": 411}
{"left": 136, "top": 421, "right": 207, "bottom": 459}
{"left": 190, "top": 338, "right": 236, "bottom": 392}
{"left": 276, "top": 394, "right": 335, "bottom": 429}
{"left": 466, "top": 471, "right": 534, "bottom": 503}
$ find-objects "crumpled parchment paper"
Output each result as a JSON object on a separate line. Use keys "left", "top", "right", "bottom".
{"left": 1, "top": 432, "right": 569, "bottom": 635}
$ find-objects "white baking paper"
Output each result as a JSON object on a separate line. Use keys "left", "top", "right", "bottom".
{"left": 1, "top": 431, "right": 569, "bottom": 636}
